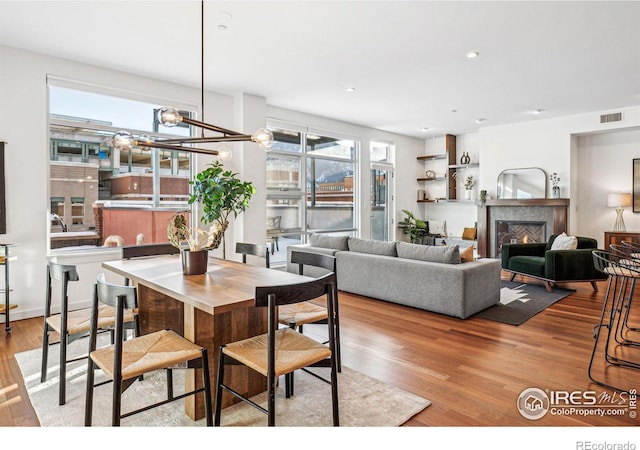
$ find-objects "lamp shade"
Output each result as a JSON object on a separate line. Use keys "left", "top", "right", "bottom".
{"left": 607, "top": 193, "right": 632, "bottom": 208}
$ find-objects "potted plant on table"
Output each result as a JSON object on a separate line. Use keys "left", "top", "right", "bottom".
{"left": 168, "top": 161, "right": 255, "bottom": 274}
{"left": 168, "top": 211, "right": 225, "bottom": 274}
{"left": 188, "top": 160, "right": 256, "bottom": 260}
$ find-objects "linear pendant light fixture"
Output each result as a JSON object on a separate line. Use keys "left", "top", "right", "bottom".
{"left": 111, "top": 1, "right": 273, "bottom": 156}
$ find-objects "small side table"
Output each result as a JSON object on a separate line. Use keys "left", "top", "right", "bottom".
{"left": 603, "top": 231, "right": 640, "bottom": 251}
{"left": 0, "top": 243, "right": 16, "bottom": 333}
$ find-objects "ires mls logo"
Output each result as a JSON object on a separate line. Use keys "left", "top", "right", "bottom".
{"left": 517, "top": 387, "right": 636, "bottom": 420}
{"left": 518, "top": 388, "right": 550, "bottom": 420}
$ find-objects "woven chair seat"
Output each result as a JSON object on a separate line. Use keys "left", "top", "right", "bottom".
{"left": 45, "top": 304, "right": 135, "bottom": 335}
{"left": 278, "top": 301, "right": 328, "bottom": 326}
{"left": 90, "top": 329, "right": 203, "bottom": 381}
{"left": 222, "top": 328, "right": 331, "bottom": 378}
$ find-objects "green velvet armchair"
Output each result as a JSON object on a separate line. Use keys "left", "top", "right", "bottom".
{"left": 501, "top": 234, "right": 608, "bottom": 292}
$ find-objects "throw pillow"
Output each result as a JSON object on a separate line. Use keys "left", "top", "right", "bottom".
{"left": 460, "top": 245, "right": 474, "bottom": 262}
{"left": 428, "top": 220, "right": 446, "bottom": 237}
{"left": 550, "top": 232, "right": 578, "bottom": 250}
{"left": 461, "top": 227, "right": 477, "bottom": 240}
{"left": 396, "top": 242, "right": 461, "bottom": 264}
{"left": 308, "top": 233, "right": 349, "bottom": 250}
{"left": 348, "top": 237, "right": 397, "bottom": 256}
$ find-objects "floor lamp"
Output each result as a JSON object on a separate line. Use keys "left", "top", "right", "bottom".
{"left": 608, "top": 193, "right": 632, "bottom": 232}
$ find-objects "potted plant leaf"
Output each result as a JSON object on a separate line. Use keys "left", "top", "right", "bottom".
{"left": 188, "top": 160, "right": 256, "bottom": 260}
{"left": 398, "top": 209, "right": 428, "bottom": 244}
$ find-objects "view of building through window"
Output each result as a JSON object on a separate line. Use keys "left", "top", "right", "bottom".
{"left": 47, "top": 86, "right": 363, "bottom": 261}
{"left": 48, "top": 85, "right": 193, "bottom": 250}
{"left": 266, "top": 124, "right": 359, "bottom": 265}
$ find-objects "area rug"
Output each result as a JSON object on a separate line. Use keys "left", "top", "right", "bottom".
{"left": 16, "top": 338, "right": 430, "bottom": 427}
{"left": 472, "top": 280, "right": 575, "bottom": 325}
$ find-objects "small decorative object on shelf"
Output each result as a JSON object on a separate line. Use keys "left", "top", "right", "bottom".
{"left": 425, "top": 169, "right": 436, "bottom": 178}
{"left": 460, "top": 152, "right": 471, "bottom": 165}
{"left": 480, "top": 189, "right": 487, "bottom": 207}
{"left": 550, "top": 172, "right": 560, "bottom": 199}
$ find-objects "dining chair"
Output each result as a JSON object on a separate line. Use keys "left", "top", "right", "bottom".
{"left": 84, "top": 273, "right": 213, "bottom": 426}
{"left": 279, "top": 251, "right": 341, "bottom": 397}
{"left": 214, "top": 272, "right": 339, "bottom": 426}
{"left": 41, "top": 262, "right": 136, "bottom": 405}
{"left": 121, "top": 243, "right": 181, "bottom": 340}
{"left": 266, "top": 216, "right": 282, "bottom": 255}
{"left": 235, "top": 242, "right": 270, "bottom": 268}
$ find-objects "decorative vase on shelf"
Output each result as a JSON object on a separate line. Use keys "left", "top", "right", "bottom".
{"left": 181, "top": 249, "right": 209, "bottom": 275}
{"left": 552, "top": 185, "right": 560, "bottom": 199}
{"left": 460, "top": 152, "right": 471, "bottom": 165}
{"left": 464, "top": 189, "right": 472, "bottom": 200}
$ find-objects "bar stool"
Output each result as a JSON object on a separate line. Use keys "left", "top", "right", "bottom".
{"left": 589, "top": 250, "right": 640, "bottom": 392}
{"left": 606, "top": 244, "right": 640, "bottom": 348}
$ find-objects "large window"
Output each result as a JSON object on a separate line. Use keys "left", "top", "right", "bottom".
{"left": 48, "top": 83, "right": 194, "bottom": 251}
{"left": 266, "top": 123, "right": 359, "bottom": 265}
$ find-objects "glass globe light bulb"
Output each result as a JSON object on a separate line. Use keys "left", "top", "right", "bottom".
{"left": 112, "top": 131, "right": 134, "bottom": 151}
{"left": 158, "top": 106, "right": 182, "bottom": 127}
{"left": 253, "top": 128, "right": 274, "bottom": 150}
{"left": 217, "top": 148, "right": 233, "bottom": 161}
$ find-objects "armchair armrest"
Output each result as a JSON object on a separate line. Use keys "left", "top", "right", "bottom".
{"left": 501, "top": 243, "right": 547, "bottom": 268}
{"left": 545, "top": 248, "right": 606, "bottom": 281}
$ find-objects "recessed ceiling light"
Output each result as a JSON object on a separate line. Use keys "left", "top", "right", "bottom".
{"left": 451, "top": 109, "right": 458, "bottom": 113}
{"left": 345, "top": 87, "right": 356, "bottom": 92}
{"left": 475, "top": 118, "right": 486, "bottom": 124}
{"left": 531, "top": 109, "right": 545, "bottom": 115}
{"left": 420, "top": 127, "right": 430, "bottom": 132}
{"left": 466, "top": 51, "right": 480, "bottom": 58}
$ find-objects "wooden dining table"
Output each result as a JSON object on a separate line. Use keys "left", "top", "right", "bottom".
{"left": 102, "top": 254, "right": 310, "bottom": 421}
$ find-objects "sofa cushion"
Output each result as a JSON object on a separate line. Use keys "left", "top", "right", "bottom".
{"left": 508, "top": 255, "right": 546, "bottom": 277}
{"left": 308, "top": 233, "right": 349, "bottom": 251}
{"left": 428, "top": 220, "right": 446, "bottom": 237}
{"left": 348, "top": 237, "right": 397, "bottom": 256}
{"left": 396, "top": 241, "right": 461, "bottom": 264}
{"left": 462, "top": 227, "right": 477, "bottom": 240}
{"left": 550, "top": 232, "right": 578, "bottom": 250}
{"left": 460, "top": 245, "right": 474, "bottom": 262}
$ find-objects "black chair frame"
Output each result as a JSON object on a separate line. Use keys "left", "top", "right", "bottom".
{"left": 41, "top": 262, "right": 114, "bottom": 405}
{"left": 285, "top": 251, "right": 341, "bottom": 397}
{"left": 84, "top": 276, "right": 213, "bottom": 426}
{"left": 236, "top": 242, "right": 270, "bottom": 268}
{"left": 214, "top": 273, "right": 339, "bottom": 426}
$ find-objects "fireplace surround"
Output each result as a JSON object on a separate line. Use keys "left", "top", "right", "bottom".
{"left": 476, "top": 198, "right": 569, "bottom": 258}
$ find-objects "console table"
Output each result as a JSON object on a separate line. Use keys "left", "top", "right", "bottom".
{"left": 603, "top": 231, "right": 640, "bottom": 250}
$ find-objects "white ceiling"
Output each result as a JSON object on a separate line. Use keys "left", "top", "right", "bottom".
{"left": 1, "top": 1, "right": 640, "bottom": 139}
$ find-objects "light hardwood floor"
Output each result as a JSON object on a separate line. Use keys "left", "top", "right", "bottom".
{"left": 1, "top": 273, "right": 638, "bottom": 427}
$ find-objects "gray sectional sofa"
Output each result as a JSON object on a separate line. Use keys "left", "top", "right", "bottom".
{"left": 286, "top": 234, "right": 501, "bottom": 319}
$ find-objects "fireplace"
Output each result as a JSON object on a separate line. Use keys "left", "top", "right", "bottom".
{"left": 495, "top": 220, "right": 546, "bottom": 256}
{"left": 476, "top": 198, "right": 569, "bottom": 258}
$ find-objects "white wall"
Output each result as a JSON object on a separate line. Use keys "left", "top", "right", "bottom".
{"left": 481, "top": 106, "right": 640, "bottom": 242}
{"left": 576, "top": 128, "right": 640, "bottom": 248}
